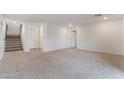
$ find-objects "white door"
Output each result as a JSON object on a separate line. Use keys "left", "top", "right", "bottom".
{"left": 71, "top": 30, "right": 77, "bottom": 48}
{"left": 30, "top": 25, "right": 40, "bottom": 49}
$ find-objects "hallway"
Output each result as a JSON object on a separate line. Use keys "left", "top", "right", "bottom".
{"left": 0, "top": 48, "right": 124, "bottom": 79}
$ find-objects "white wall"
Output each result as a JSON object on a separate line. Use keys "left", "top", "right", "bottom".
{"left": 123, "top": 17, "right": 124, "bottom": 56}
{"left": 43, "top": 23, "right": 69, "bottom": 52}
{"left": 0, "top": 15, "right": 6, "bottom": 60}
{"left": 0, "top": 15, "right": 3, "bottom": 60}
{"left": 6, "top": 21, "right": 21, "bottom": 36}
{"left": 21, "top": 24, "right": 30, "bottom": 52}
{"left": 0, "top": 15, "right": 3, "bottom": 53}
{"left": 77, "top": 19, "right": 123, "bottom": 55}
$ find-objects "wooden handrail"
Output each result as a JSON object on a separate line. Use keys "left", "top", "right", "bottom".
{"left": 5, "top": 24, "right": 8, "bottom": 40}
{"left": 19, "top": 24, "right": 22, "bottom": 36}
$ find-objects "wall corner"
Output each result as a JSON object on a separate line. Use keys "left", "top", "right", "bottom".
{"left": 122, "top": 17, "right": 124, "bottom": 56}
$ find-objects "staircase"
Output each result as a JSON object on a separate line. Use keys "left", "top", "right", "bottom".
{"left": 5, "top": 36, "right": 23, "bottom": 52}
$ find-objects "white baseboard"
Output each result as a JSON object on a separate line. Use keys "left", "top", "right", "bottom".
{"left": 77, "top": 47, "right": 123, "bottom": 56}
{"left": 43, "top": 47, "right": 67, "bottom": 52}
{"left": 38, "top": 46, "right": 124, "bottom": 56}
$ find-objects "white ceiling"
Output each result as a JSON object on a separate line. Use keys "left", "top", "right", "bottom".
{"left": 3, "top": 14, "right": 124, "bottom": 25}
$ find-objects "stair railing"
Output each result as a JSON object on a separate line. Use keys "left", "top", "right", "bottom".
{"left": 19, "top": 24, "right": 22, "bottom": 36}
{"left": 5, "top": 24, "right": 8, "bottom": 40}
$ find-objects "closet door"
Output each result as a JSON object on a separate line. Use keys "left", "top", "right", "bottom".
{"left": 30, "top": 25, "right": 40, "bottom": 49}
{"left": 71, "top": 30, "right": 77, "bottom": 48}
{"left": 30, "top": 26, "right": 37, "bottom": 49}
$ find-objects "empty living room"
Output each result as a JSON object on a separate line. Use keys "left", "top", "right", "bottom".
{"left": 0, "top": 14, "right": 124, "bottom": 79}
{"left": 1, "top": 0, "right": 124, "bottom": 93}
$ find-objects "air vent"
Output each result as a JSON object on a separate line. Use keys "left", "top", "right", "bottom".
{"left": 94, "top": 14, "right": 102, "bottom": 17}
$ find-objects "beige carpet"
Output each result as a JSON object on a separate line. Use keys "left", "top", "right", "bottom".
{"left": 0, "top": 48, "right": 124, "bottom": 79}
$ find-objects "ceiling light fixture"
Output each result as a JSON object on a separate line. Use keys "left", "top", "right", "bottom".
{"left": 103, "top": 16, "right": 108, "bottom": 20}
{"left": 68, "top": 24, "right": 72, "bottom": 27}
{"left": 13, "top": 21, "right": 16, "bottom": 23}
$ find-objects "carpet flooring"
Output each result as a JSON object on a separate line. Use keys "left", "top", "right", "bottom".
{"left": 0, "top": 48, "right": 124, "bottom": 79}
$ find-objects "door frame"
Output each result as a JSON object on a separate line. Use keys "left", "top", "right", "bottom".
{"left": 70, "top": 29, "right": 77, "bottom": 48}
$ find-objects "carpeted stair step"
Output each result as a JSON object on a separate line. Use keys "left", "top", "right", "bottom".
{"left": 5, "top": 45, "right": 22, "bottom": 48}
{"left": 5, "top": 47, "right": 23, "bottom": 52}
{"left": 5, "top": 43, "right": 22, "bottom": 46}
{"left": 5, "top": 36, "right": 23, "bottom": 52}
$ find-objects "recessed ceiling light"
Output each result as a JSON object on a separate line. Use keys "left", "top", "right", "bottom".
{"left": 103, "top": 16, "right": 108, "bottom": 20}
{"left": 68, "top": 24, "right": 72, "bottom": 27}
{"left": 13, "top": 21, "right": 16, "bottom": 23}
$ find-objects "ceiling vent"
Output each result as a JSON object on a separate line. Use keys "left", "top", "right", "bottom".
{"left": 94, "top": 14, "right": 102, "bottom": 17}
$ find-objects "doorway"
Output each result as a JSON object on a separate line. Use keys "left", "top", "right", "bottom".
{"left": 29, "top": 24, "right": 43, "bottom": 50}
{"left": 71, "top": 29, "right": 77, "bottom": 48}
{"left": 30, "top": 25, "right": 40, "bottom": 49}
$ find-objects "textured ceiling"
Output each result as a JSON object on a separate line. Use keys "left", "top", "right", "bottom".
{"left": 3, "top": 14, "right": 124, "bottom": 25}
